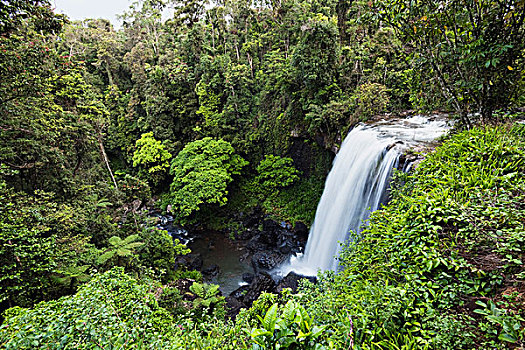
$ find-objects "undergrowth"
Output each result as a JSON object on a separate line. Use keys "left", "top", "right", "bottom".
{"left": 297, "top": 124, "right": 525, "bottom": 349}
{"left": 2, "top": 124, "right": 524, "bottom": 349}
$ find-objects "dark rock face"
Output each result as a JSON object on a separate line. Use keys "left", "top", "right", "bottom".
{"left": 175, "top": 253, "right": 203, "bottom": 271}
{"left": 286, "top": 137, "right": 334, "bottom": 177}
{"left": 243, "top": 272, "right": 276, "bottom": 305}
{"left": 225, "top": 296, "right": 246, "bottom": 319}
{"left": 276, "top": 272, "right": 317, "bottom": 293}
{"left": 242, "top": 273, "right": 255, "bottom": 284}
{"left": 294, "top": 221, "right": 309, "bottom": 239}
{"left": 230, "top": 272, "right": 276, "bottom": 307}
{"left": 246, "top": 237, "right": 269, "bottom": 252}
{"left": 229, "top": 285, "right": 250, "bottom": 300}
{"left": 202, "top": 264, "right": 220, "bottom": 277}
{"left": 251, "top": 251, "right": 288, "bottom": 272}
{"left": 234, "top": 228, "right": 259, "bottom": 241}
{"left": 226, "top": 271, "right": 318, "bottom": 319}
{"left": 259, "top": 220, "right": 281, "bottom": 245}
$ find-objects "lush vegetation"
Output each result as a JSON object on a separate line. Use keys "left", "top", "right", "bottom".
{"left": 3, "top": 124, "right": 524, "bottom": 349}
{"left": 0, "top": 0, "right": 524, "bottom": 349}
{"left": 298, "top": 124, "right": 525, "bottom": 349}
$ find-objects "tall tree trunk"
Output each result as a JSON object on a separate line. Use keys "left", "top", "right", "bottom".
{"left": 96, "top": 127, "right": 118, "bottom": 189}
{"left": 105, "top": 58, "right": 114, "bottom": 86}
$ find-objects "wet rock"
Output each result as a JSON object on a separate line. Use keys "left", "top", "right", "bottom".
{"left": 280, "top": 221, "right": 293, "bottom": 230}
{"left": 294, "top": 221, "right": 309, "bottom": 239}
{"left": 262, "top": 219, "right": 280, "bottom": 234}
{"left": 202, "top": 264, "right": 220, "bottom": 277}
{"left": 239, "top": 252, "right": 250, "bottom": 262}
{"left": 242, "top": 272, "right": 276, "bottom": 306}
{"left": 279, "top": 244, "right": 292, "bottom": 254}
{"left": 235, "top": 228, "right": 259, "bottom": 241}
{"left": 246, "top": 236, "right": 268, "bottom": 252}
{"left": 276, "top": 272, "right": 317, "bottom": 293}
{"left": 227, "top": 272, "right": 277, "bottom": 313}
{"left": 242, "top": 272, "right": 255, "bottom": 284}
{"left": 229, "top": 285, "right": 250, "bottom": 300}
{"left": 251, "top": 251, "right": 287, "bottom": 272}
{"left": 225, "top": 296, "right": 247, "bottom": 319}
{"left": 259, "top": 220, "right": 280, "bottom": 245}
{"left": 176, "top": 253, "right": 203, "bottom": 271}
{"left": 242, "top": 206, "right": 264, "bottom": 228}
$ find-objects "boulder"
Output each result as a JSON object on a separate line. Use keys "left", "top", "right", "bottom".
{"left": 259, "top": 220, "right": 281, "bottom": 245}
{"left": 294, "top": 221, "right": 309, "bottom": 240}
{"left": 251, "top": 251, "right": 287, "bottom": 272}
{"left": 242, "top": 272, "right": 255, "bottom": 284}
{"left": 225, "top": 296, "right": 247, "bottom": 319}
{"left": 202, "top": 264, "right": 220, "bottom": 277}
{"left": 242, "top": 272, "right": 276, "bottom": 306}
{"left": 235, "top": 228, "right": 259, "bottom": 241}
{"left": 279, "top": 244, "right": 292, "bottom": 255}
{"left": 246, "top": 235, "right": 269, "bottom": 252}
{"left": 276, "top": 272, "right": 317, "bottom": 293}
{"left": 176, "top": 253, "right": 203, "bottom": 271}
{"left": 229, "top": 285, "right": 250, "bottom": 300}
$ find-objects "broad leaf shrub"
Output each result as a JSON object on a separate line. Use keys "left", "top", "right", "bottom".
{"left": 0, "top": 268, "right": 238, "bottom": 349}
{"left": 295, "top": 124, "right": 525, "bottom": 349}
{"left": 255, "top": 155, "right": 300, "bottom": 195}
{"left": 167, "top": 137, "right": 248, "bottom": 222}
{"left": 248, "top": 300, "right": 329, "bottom": 350}
{"left": 2, "top": 125, "right": 524, "bottom": 350}
{"left": 132, "top": 132, "right": 172, "bottom": 187}
{"left": 0, "top": 268, "right": 185, "bottom": 349}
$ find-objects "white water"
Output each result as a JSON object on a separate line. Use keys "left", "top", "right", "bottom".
{"left": 280, "top": 116, "right": 449, "bottom": 276}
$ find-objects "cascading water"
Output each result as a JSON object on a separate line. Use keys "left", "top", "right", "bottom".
{"left": 280, "top": 116, "right": 450, "bottom": 276}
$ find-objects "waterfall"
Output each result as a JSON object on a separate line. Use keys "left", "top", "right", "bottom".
{"left": 281, "top": 116, "right": 450, "bottom": 276}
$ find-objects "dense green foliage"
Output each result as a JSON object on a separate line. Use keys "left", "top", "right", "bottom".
{"left": 132, "top": 132, "right": 172, "bottom": 186}
{"left": 168, "top": 137, "right": 248, "bottom": 221}
{"left": 378, "top": 0, "right": 525, "bottom": 124}
{"left": 1, "top": 0, "right": 524, "bottom": 349}
{"left": 4, "top": 125, "right": 524, "bottom": 349}
{"left": 0, "top": 268, "right": 183, "bottom": 349}
{"left": 256, "top": 155, "right": 300, "bottom": 194}
{"left": 249, "top": 301, "right": 329, "bottom": 349}
{"left": 295, "top": 125, "right": 525, "bottom": 349}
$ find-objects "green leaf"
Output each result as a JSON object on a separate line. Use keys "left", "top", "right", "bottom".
{"left": 250, "top": 328, "right": 272, "bottom": 338}
{"left": 498, "top": 333, "right": 517, "bottom": 343}
{"left": 96, "top": 250, "right": 115, "bottom": 265}
{"left": 263, "top": 303, "right": 278, "bottom": 332}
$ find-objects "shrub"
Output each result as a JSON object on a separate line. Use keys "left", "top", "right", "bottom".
{"left": 132, "top": 132, "right": 172, "bottom": 186}
{"left": 0, "top": 268, "right": 184, "bottom": 349}
{"left": 168, "top": 137, "right": 248, "bottom": 222}
{"left": 352, "top": 82, "right": 390, "bottom": 120}
{"left": 256, "top": 155, "right": 300, "bottom": 194}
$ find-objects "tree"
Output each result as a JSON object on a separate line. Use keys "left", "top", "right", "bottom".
{"left": 255, "top": 155, "right": 300, "bottom": 194}
{"left": 132, "top": 132, "right": 172, "bottom": 186}
{"left": 52, "top": 265, "right": 91, "bottom": 294}
{"left": 137, "top": 226, "right": 190, "bottom": 282}
{"left": 97, "top": 235, "right": 144, "bottom": 267}
{"left": 168, "top": 137, "right": 248, "bottom": 220}
{"left": 58, "top": 19, "right": 124, "bottom": 89}
{"left": 0, "top": 178, "right": 56, "bottom": 312}
{"left": 377, "top": 0, "right": 525, "bottom": 125}
{"left": 0, "top": 0, "right": 64, "bottom": 36}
